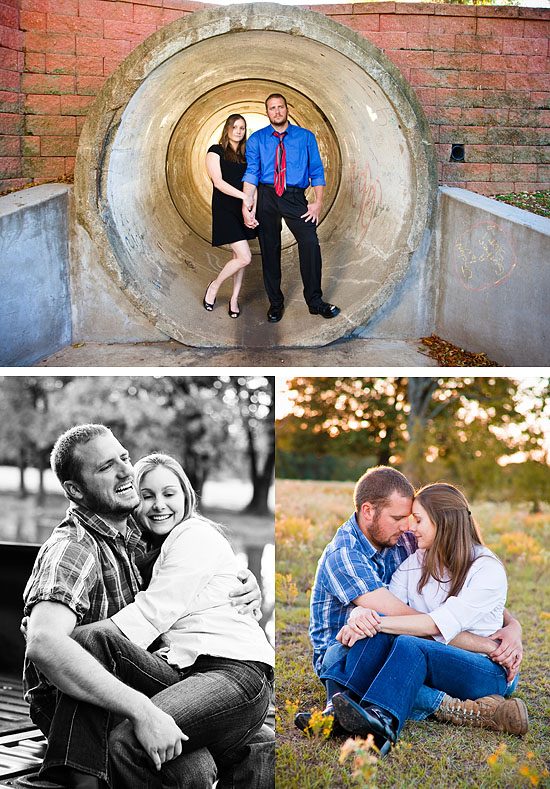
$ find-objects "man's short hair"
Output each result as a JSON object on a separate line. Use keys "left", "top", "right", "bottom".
{"left": 265, "top": 93, "right": 287, "bottom": 109}
{"left": 354, "top": 466, "right": 414, "bottom": 513}
{"left": 51, "top": 424, "right": 111, "bottom": 485}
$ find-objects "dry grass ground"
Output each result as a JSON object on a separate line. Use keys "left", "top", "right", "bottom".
{"left": 276, "top": 480, "right": 550, "bottom": 789}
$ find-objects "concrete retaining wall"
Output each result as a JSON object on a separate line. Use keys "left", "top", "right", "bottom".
{"left": 0, "top": 183, "right": 72, "bottom": 365}
{"left": 435, "top": 187, "right": 550, "bottom": 366}
{"left": 2, "top": 182, "right": 548, "bottom": 364}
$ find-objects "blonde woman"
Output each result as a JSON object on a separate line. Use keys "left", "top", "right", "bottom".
{"left": 105, "top": 453, "right": 274, "bottom": 786}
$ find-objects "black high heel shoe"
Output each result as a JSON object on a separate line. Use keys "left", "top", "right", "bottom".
{"left": 203, "top": 282, "right": 216, "bottom": 311}
{"left": 228, "top": 300, "right": 240, "bottom": 319}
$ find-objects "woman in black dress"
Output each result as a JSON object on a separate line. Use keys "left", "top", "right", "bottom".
{"left": 204, "top": 114, "right": 257, "bottom": 318}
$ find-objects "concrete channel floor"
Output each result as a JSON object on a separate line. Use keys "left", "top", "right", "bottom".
{"left": 34, "top": 338, "right": 439, "bottom": 368}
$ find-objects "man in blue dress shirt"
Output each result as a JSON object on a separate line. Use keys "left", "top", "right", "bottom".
{"left": 242, "top": 94, "right": 340, "bottom": 323}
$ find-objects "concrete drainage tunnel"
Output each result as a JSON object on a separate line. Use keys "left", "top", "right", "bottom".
{"left": 75, "top": 3, "right": 439, "bottom": 348}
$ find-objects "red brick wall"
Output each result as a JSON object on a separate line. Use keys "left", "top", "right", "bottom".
{"left": 318, "top": 2, "right": 550, "bottom": 195}
{"left": 1, "top": 1, "right": 549, "bottom": 194}
{"left": 0, "top": 0, "right": 24, "bottom": 190}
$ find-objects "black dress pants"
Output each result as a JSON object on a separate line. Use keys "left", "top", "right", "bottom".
{"left": 256, "top": 184, "right": 323, "bottom": 308}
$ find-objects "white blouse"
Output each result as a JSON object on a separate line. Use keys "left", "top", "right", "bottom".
{"left": 388, "top": 545, "right": 506, "bottom": 644}
{"left": 111, "top": 517, "right": 274, "bottom": 669}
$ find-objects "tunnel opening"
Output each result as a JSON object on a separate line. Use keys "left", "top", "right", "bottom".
{"left": 74, "top": 4, "right": 438, "bottom": 348}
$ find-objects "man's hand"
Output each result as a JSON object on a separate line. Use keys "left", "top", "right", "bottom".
{"left": 20, "top": 615, "right": 29, "bottom": 641}
{"left": 301, "top": 200, "right": 322, "bottom": 225}
{"left": 488, "top": 619, "right": 523, "bottom": 668}
{"left": 243, "top": 208, "right": 260, "bottom": 230}
{"left": 242, "top": 193, "right": 258, "bottom": 228}
{"left": 130, "top": 701, "right": 188, "bottom": 771}
{"left": 336, "top": 624, "right": 363, "bottom": 647}
{"left": 229, "top": 568, "right": 262, "bottom": 619}
{"left": 336, "top": 608, "right": 381, "bottom": 647}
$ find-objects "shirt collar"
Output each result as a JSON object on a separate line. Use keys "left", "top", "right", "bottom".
{"left": 347, "top": 512, "right": 380, "bottom": 558}
{"left": 269, "top": 121, "right": 293, "bottom": 136}
{"left": 69, "top": 504, "right": 142, "bottom": 550}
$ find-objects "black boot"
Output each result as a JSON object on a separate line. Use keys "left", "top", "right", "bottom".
{"left": 294, "top": 702, "right": 345, "bottom": 737}
{"left": 332, "top": 693, "right": 398, "bottom": 756}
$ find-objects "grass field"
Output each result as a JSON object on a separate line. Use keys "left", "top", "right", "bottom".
{"left": 276, "top": 479, "right": 550, "bottom": 788}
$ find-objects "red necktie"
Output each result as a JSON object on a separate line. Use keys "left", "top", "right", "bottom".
{"left": 273, "top": 131, "right": 286, "bottom": 196}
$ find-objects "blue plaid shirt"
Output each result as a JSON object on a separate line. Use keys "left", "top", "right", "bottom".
{"left": 309, "top": 513, "right": 417, "bottom": 675}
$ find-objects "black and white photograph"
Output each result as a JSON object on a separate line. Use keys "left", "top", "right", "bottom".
{"left": 0, "top": 375, "right": 275, "bottom": 789}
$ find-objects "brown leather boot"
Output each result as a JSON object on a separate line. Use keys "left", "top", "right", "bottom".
{"left": 433, "top": 694, "right": 528, "bottom": 735}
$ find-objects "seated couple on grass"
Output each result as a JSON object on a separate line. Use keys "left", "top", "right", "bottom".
{"left": 295, "top": 466, "right": 527, "bottom": 756}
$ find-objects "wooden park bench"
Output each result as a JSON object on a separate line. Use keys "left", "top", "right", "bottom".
{"left": 0, "top": 676, "right": 47, "bottom": 788}
{"left": 0, "top": 543, "right": 47, "bottom": 787}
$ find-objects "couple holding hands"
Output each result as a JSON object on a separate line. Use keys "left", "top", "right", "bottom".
{"left": 203, "top": 93, "right": 340, "bottom": 323}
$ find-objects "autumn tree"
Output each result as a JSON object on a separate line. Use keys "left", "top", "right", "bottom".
{"left": 277, "top": 377, "right": 549, "bottom": 496}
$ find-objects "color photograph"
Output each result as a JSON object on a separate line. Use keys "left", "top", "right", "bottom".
{"left": 276, "top": 376, "right": 550, "bottom": 788}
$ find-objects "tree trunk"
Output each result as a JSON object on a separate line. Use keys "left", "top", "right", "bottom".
{"left": 18, "top": 450, "right": 27, "bottom": 499}
{"left": 245, "top": 437, "right": 275, "bottom": 514}
{"left": 245, "top": 472, "right": 273, "bottom": 515}
{"left": 36, "top": 452, "right": 46, "bottom": 506}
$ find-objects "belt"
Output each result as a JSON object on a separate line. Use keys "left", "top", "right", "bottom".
{"left": 259, "top": 183, "right": 304, "bottom": 193}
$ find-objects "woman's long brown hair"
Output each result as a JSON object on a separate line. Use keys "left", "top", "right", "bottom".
{"left": 219, "top": 114, "right": 247, "bottom": 163}
{"left": 415, "top": 482, "right": 486, "bottom": 599}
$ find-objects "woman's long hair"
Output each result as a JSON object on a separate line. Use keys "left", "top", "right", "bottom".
{"left": 134, "top": 453, "right": 226, "bottom": 587}
{"left": 415, "top": 482, "right": 485, "bottom": 600}
{"left": 219, "top": 114, "right": 247, "bottom": 163}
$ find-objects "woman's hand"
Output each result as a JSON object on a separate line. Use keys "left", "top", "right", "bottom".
{"left": 347, "top": 606, "right": 382, "bottom": 637}
{"left": 488, "top": 619, "right": 523, "bottom": 673}
{"left": 242, "top": 202, "right": 259, "bottom": 228}
{"left": 336, "top": 608, "right": 381, "bottom": 646}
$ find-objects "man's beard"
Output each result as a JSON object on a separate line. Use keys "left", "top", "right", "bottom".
{"left": 369, "top": 510, "right": 398, "bottom": 550}
{"left": 81, "top": 487, "right": 138, "bottom": 518}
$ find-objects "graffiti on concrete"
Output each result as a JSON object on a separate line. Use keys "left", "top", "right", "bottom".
{"left": 349, "top": 162, "right": 383, "bottom": 244}
{"left": 454, "top": 221, "right": 516, "bottom": 291}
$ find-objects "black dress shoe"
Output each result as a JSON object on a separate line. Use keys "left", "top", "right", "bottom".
{"left": 308, "top": 302, "right": 341, "bottom": 319}
{"left": 267, "top": 304, "right": 284, "bottom": 322}
{"left": 294, "top": 705, "right": 344, "bottom": 737}
{"left": 332, "top": 694, "right": 397, "bottom": 755}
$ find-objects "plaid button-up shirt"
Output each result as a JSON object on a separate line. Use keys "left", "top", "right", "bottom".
{"left": 309, "top": 513, "right": 417, "bottom": 675}
{"left": 23, "top": 504, "right": 146, "bottom": 706}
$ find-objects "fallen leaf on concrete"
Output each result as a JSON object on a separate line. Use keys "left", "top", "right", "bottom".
{"left": 419, "top": 334, "right": 501, "bottom": 367}
{"left": 71, "top": 343, "right": 85, "bottom": 348}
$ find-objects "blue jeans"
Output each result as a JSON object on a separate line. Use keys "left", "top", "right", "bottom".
{"left": 34, "top": 624, "right": 272, "bottom": 788}
{"left": 356, "top": 635, "right": 514, "bottom": 734}
{"left": 320, "top": 638, "right": 443, "bottom": 721}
